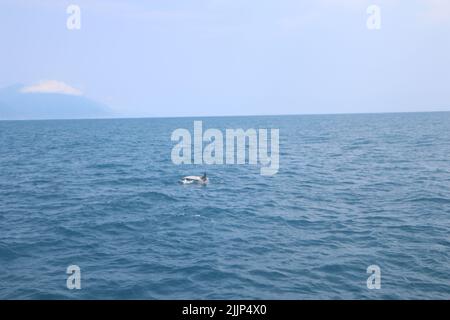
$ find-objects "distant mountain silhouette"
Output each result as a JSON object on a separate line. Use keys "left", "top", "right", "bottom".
{"left": 0, "top": 84, "right": 112, "bottom": 120}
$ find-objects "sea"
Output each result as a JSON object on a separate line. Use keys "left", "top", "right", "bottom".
{"left": 0, "top": 112, "right": 449, "bottom": 299}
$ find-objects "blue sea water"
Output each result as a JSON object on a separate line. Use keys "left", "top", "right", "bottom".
{"left": 0, "top": 112, "right": 449, "bottom": 299}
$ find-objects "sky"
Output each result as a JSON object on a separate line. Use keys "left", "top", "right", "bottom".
{"left": 1, "top": 0, "right": 450, "bottom": 117}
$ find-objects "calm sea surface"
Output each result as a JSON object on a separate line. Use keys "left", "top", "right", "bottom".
{"left": 1, "top": 113, "right": 449, "bottom": 299}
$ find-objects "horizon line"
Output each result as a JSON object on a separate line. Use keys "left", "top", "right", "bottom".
{"left": 0, "top": 109, "right": 449, "bottom": 122}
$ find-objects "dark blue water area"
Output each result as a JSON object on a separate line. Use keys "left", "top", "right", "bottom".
{"left": 0, "top": 112, "right": 449, "bottom": 299}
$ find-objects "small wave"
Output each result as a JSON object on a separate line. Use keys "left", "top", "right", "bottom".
{"left": 86, "top": 163, "right": 132, "bottom": 169}
{"left": 138, "top": 191, "right": 178, "bottom": 202}
{"left": 0, "top": 243, "right": 24, "bottom": 260}
{"left": 408, "top": 197, "right": 450, "bottom": 204}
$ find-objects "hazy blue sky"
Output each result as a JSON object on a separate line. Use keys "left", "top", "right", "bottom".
{"left": 1, "top": 0, "right": 450, "bottom": 117}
